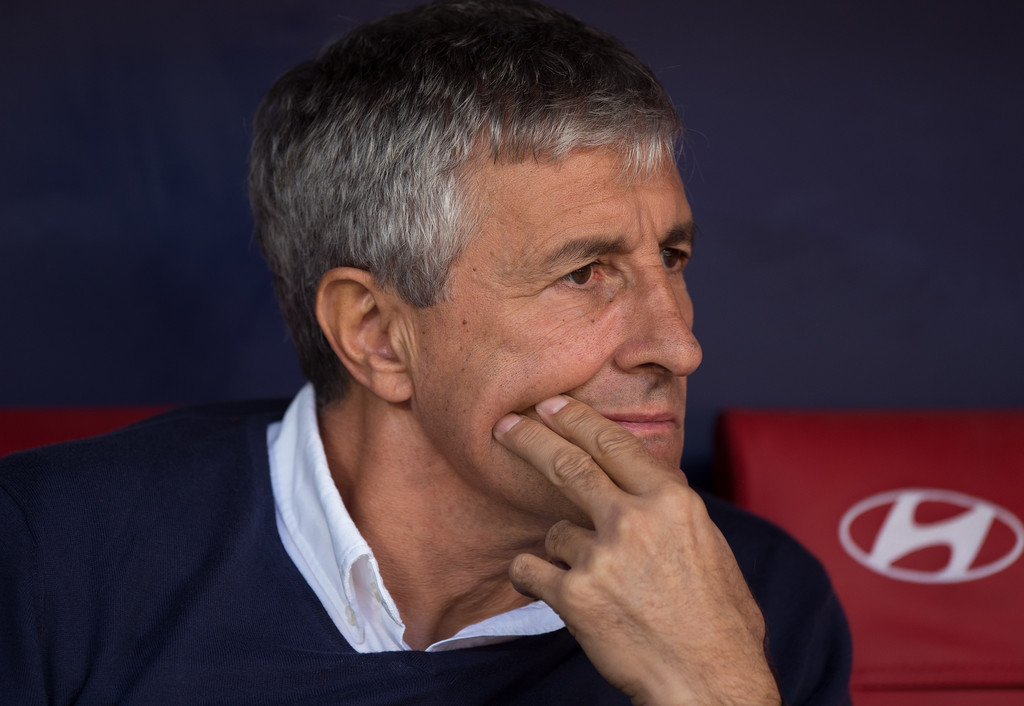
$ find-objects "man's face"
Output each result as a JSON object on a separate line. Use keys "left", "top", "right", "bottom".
{"left": 405, "top": 147, "right": 701, "bottom": 527}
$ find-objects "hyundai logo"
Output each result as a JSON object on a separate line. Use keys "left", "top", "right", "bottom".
{"left": 838, "top": 488, "right": 1024, "bottom": 584}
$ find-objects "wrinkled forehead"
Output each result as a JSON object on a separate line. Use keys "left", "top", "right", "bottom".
{"left": 453, "top": 146, "right": 690, "bottom": 272}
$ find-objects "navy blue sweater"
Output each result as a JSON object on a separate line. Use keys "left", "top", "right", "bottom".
{"left": 0, "top": 401, "right": 851, "bottom": 704}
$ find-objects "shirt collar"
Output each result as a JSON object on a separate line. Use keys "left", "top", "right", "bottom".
{"left": 268, "top": 383, "right": 564, "bottom": 652}
{"left": 270, "top": 383, "right": 406, "bottom": 651}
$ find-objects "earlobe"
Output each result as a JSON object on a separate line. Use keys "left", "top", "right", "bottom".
{"left": 316, "top": 268, "right": 413, "bottom": 403}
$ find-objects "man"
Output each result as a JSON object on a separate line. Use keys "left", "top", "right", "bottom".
{"left": 1, "top": 1, "right": 851, "bottom": 703}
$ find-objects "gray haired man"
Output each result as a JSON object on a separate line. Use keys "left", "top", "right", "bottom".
{"left": 1, "top": 1, "right": 851, "bottom": 703}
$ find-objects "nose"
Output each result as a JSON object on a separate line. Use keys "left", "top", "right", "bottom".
{"left": 614, "top": 267, "right": 702, "bottom": 377}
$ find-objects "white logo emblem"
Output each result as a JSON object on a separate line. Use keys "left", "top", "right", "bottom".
{"left": 838, "top": 488, "right": 1024, "bottom": 584}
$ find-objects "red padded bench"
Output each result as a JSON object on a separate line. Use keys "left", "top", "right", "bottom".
{"left": 716, "top": 410, "right": 1024, "bottom": 704}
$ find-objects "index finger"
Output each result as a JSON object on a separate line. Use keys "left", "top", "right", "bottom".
{"left": 493, "top": 410, "right": 621, "bottom": 520}
{"left": 533, "top": 395, "right": 682, "bottom": 495}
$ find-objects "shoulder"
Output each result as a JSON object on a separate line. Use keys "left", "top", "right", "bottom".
{"left": 697, "top": 489, "right": 853, "bottom": 706}
{"left": 0, "top": 399, "right": 290, "bottom": 546}
{"left": 0, "top": 398, "right": 340, "bottom": 703}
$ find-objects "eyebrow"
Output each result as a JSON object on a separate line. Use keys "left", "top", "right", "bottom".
{"left": 537, "top": 219, "right": 697, "bottom": 273}
{"left": 540, "top": 235, "right": 628, "bottom": 274}
{"left": 664, "top": 221, "right": 696, "bottom": 249}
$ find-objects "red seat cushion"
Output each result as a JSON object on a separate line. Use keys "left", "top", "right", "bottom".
{"left": 0, "top": 407, "right": 171, "bottom": 457}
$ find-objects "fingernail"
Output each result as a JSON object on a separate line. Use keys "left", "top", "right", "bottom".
{"left": 536, "top": 395, "right": 569, "bottom": 416}
{"left": 493, "top": 413, "right": 523, "bottom": 435}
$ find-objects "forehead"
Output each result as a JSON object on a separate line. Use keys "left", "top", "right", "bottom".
{"left": 460, "top": 148, "right": 691, "bottom": 273}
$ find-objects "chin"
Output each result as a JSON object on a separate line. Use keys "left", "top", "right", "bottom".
{"left": 623, "top": 428, "right": 683, "bottom": 466}
{"left": 644, "top": 445, "right": 685, "bottom": 471}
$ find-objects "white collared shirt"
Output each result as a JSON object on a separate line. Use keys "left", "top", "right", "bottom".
{"left": 267, "top": 383, "right": 565, "bottom": 652}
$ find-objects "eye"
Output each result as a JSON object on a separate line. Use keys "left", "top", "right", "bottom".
{"left": 660, "top": 247, "right": 688, "bottom": 271}
{"left": 564, "top": 263, "right": 595, "bottom": 286}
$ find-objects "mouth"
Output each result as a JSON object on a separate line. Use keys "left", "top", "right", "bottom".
{"left": 509, "top": 398, "right": 684, "bottom": 465}
{"left": 513, "top": 400, "right": 680, "bottom": 440}
{"left": 600, "top": 412, "right": 678, "bottom": 438}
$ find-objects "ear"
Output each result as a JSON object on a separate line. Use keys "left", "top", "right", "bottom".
{"left": 316, "top": 268, "right": 413, "bottom": 403}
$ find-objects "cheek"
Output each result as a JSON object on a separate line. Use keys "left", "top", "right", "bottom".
{"left": 493, "top": 308, "right": 623, "bottom": 410}
{"left": 415, "top": 295, "right": 623, "bottom": 429}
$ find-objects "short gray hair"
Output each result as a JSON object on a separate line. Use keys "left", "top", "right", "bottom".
{"left": 249, "top": 0, "right": 683, "bottom": 404}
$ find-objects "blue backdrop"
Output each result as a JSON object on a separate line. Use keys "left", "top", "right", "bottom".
{"left": 3, "top": 0, "right": 1022, "bottom": 483}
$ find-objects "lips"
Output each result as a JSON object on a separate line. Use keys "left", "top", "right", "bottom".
{"left": 601, "top": 412, "right": 678, "bottom": 437}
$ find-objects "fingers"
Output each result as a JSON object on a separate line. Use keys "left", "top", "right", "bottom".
{"left": 509, "top": 520, "right": 593, "bottom": 606}
{"left": 509, "top": 521, "right": 591, "bottom": 608}
{"left": 494, "top": 395, "right": 672, "bottom": 499}
{"left": 537, "top": 396, "right": 676, "bottom": 494}
{"left": 497, "top": 397, "right": 781, "bottom": 704}
{"left": 545, "top": 519, "right": 594, "bottom": 568}
{"left": 508, "top": 552, "right": 562, "bottom": 602}
{"left": 494, "top": 410, "right": 620, "bottom": 518}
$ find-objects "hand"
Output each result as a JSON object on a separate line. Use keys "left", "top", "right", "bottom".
{"left": 493, "top": 395, "right": 781, "bottom": 706}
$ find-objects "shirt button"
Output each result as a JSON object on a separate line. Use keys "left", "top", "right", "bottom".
{"left": 345, "top": 605, "right": 357, "bottom": 626}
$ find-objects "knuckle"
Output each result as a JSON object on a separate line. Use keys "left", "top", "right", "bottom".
{"left": 658, "top": 477, "right": 691, "bottom": 502}
{"left": 549, "top": 447, "right": 598, "bottom": 489}
{"left": 608, "top": 504, "right": 646, "bottom": 539}
{"left": 605, "top": 503, "right": 665, "bottom": 557}
{"left": 669, "top": 483, "right": 705, "bottom": 516}
{"left": 591, "top": 425, "right": 639, "bottom": 458}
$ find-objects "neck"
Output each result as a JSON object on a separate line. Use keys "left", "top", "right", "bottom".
{"left": 317, "top": 389, "right": 542, "bottom": 649}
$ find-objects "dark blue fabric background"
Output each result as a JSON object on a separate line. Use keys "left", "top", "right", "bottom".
{"left": 3, "top": 0, "right": 1022, "bottom": 484}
